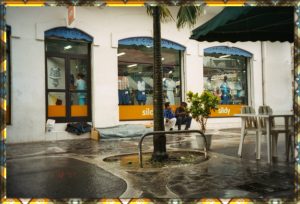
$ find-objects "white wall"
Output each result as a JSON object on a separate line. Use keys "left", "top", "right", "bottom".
{"left": 264, "top": 42, "right": 293, "bottom": 113}
{"left": 6, "top": 6, "right": 293, "bottom": 143}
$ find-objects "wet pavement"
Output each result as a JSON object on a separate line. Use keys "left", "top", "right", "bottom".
{"left": 6, "top": 128, "right": 296, "bottom": 200}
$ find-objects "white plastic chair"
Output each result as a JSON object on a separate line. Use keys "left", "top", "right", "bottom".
{"left": 259, "top": 106, "right": 294, "bottom": 161}
{"left": 238, "top": 106, "right": 262, "bottom": 159}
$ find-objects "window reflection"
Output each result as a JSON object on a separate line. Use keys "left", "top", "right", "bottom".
{"left": 118, "top": 44, "right": 182, "bottom": 106}
{"left": 204, "top": 54, "right": 248, "bottom": 105}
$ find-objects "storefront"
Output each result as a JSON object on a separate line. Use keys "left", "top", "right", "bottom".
{"left": 5, "top": 6, "right": 293, "bottom": 143}
{"left": 203, "top": 46, "right": 252, "bottom": 117}
{"left": 45, "top": 27, "right": 92, "bottom": 123}
{"left": 118, "top": 37, "right": 184, "bottom": 120}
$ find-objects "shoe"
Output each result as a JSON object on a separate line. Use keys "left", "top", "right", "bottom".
{"left": 170, "top": 128, "right": 173, "bottom": 131}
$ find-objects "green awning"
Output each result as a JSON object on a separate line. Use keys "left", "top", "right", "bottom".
{"left": 190, "top": 7, "right": 294, "bottom": 43}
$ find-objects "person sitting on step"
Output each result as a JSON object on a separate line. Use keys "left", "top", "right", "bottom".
{"left": 163, "top": 102, "right": 177, "bottom": 131}
{"left": 175, "top": 102, "right": 192, "bottom": 130}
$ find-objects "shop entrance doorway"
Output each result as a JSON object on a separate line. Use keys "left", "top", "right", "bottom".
{"left": 45, "top": 38, "right": 92, "bottom": 123}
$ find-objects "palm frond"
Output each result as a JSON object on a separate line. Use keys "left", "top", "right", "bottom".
{"left": 146, "top": 5, "right": 174, "bottom": 23}
{"left": 176, "top": 5, "right": 205, "bottom": 29}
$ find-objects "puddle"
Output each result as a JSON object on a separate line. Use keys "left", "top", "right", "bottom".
{"left": 103, "top": 151, "right": 209, "bottom": 169}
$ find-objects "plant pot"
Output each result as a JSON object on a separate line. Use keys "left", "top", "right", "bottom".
{"left": 196, "top": 133, "right": 212, "bottom": 150}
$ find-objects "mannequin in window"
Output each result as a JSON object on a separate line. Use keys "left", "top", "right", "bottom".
{"left": 118, "top": 71, "right": 130, "bottom": 105}
{"left": 75, "top": 73, "right": 87, "bottom": 105}
{"left": 220, "top": 75, "right": 231, "bottom": 104}
{"left": 136, "top": 76, "right": 147, "bottom": 105}
{"left": 204, "top": 76, "right": 214, "bottom": 93}
{"left": 164, "top": 73, "right": 176, "bottom": 105}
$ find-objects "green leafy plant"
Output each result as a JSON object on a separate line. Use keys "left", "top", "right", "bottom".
{"left": 186, "top": 90, "right": 219, "bottom": 133}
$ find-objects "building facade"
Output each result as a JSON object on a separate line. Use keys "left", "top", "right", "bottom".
{"left": 6, "top": 6, "right": 293, "bottom": 143}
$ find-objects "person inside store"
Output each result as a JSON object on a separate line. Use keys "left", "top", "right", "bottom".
{"left": 164, "top": 73, "right": 176, "bottom": 105}
{"left": 164, "top": 102, "right": 177, "bottom": 131}
{"left": 175, "top": 102, "right": 192, "bottom": 130}
{"left": 75, "top": 73, "right": 87, "bottom": 105}
{"left": 118, "top": 71, "right": 130, "bottom": 105}
{"left": 136, "top": 76, "right": 147, "bottom": 105}
{"left": 220, "top": 75, "right": 231, "bottom": 104}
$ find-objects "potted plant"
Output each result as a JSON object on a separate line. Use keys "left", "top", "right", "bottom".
{"left": 186, "top": 90, "right": 219, "bottom": 149}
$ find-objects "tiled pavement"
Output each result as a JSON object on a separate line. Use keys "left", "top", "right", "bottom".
{"left": 6, "top": 128, "right": 296, "bottom": 200}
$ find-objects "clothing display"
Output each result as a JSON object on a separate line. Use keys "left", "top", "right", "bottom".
{"left": 220, "top": 81, "right": 230, "bottom": 104}
{"left": 118, "top": 76, "right": 129, "bottom": 90}
{"left": 118, "top": 90, "right": 130, "bottom": 105}
{"left": 118, "top": 76, "right": 130, "bottom": 105}
{"left": 49, "top": 66, "right": 61, "bottom": 87}
{"left": 164, "top": 78, "right": 176, "bottom": 105}
{"left": 136, "top": 80, "right": 146, "bottom": 105}
{"left": 75, "top": 78, "right": 87, "bottom": 105}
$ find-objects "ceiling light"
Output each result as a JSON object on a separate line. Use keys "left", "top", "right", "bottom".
{"left": 64, "top": 45, "right": 72, "bottom": 50}
{"left": 127, "top": 64, "right": 137, "bottom": 68}
{"left": 169, "top": 71, "right": 173, "bottom": 74}
{"left": 117, "top": 52, "right": 126, "bottom": 57}
{"left": 162, "top": 57, "right": 165, "bottom": 61}
{"left": 219, "top": 54, "right": 231, "bottom": 58}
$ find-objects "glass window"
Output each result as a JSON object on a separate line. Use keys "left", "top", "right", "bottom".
{"left": 70, "top": 59, "right": 88, "bottom": 117}
{"left": 48, "top": 92, "right": 66, "bottom": 117}
{"left": 204, "top": 51, "right": 249, "bottom": 117}
{"left": 45, "top": 37, "right": 91, "bottom": 123}
{"left": 47, "top": 57, "right": 66, "bottom": 89}
{"left": 46, "top": 39, "right": 89, "bottom": 55}
{"left": 118, "top": 41, "right": 183, "bottom": 120}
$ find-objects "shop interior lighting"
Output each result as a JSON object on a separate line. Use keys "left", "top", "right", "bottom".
{"left": 117, "top": 52, "right": 126, "bottom": 57}
{"left": 162, "top": 57, "right": 165, "bottom": 61}
{"left": 219, "top": 54, "right": 231, "bottom": 58}
{"left": 169, "top": 71, "right": 173, "bottom": 74}
{"left": 127, "top": 64, "right": 137, "bottom": 68}
{"left": 64, "top": 45, "right": 72, "bottom": 50}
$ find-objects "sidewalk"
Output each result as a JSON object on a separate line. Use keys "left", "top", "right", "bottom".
{"left": 6, "top": 128, "right": 295, "bottom": 200}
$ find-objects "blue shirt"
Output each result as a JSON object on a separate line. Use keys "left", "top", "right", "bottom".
{"left": 164, "top": 109, "right": 175, "bottom": 119}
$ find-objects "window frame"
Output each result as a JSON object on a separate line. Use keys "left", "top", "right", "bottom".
{"left": 117, "top": 43, "right": 184, "bottom": 121}
{"left": 203, "top": 52, "right": 250, "bottom": 118}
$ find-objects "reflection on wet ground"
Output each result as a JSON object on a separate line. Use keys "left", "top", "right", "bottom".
{"left": 7, "top": 157, "right": 127, "bottom": 198}
{"left": 7, "top": 129, "right": 296, "bottom": 200}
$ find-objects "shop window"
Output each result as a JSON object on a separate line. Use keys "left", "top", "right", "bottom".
{"left": 118, "top": 37, "right": 184, "bottom": 120}
{"left": 203, "top": 46, "right": 252, "bottom": 117}
{"left": 45, "top": 27, "right": 92, "bottom": 123}
{"left": 6, "top": 25, "right": 11, "bottom": 125}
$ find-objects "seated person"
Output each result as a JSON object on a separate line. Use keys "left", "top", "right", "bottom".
{"left": 163, "top": 102, "right": 177, "bottom": 131}
{"left": 175, "top": 102, "right": 192, "bottom": 130}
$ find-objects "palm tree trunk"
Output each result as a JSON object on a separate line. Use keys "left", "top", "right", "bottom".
{"left": 151, "top": 6, "right": 168, "bottom": 162}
